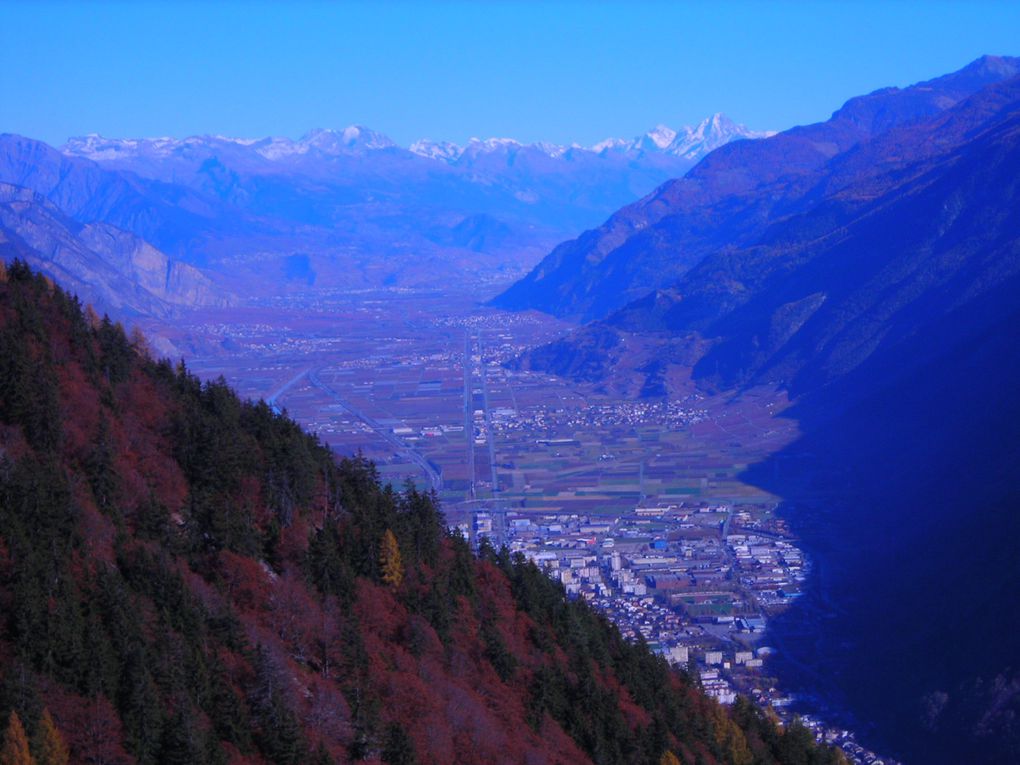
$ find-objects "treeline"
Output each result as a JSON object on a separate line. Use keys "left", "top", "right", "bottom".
{"left": 0, "top": 260, "right": 845, "bottom": 764}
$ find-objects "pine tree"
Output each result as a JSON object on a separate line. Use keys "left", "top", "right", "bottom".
{"left": 379, "top": 529, "right": 403, "bottom": 589}
{"left": 0, "top": 711, "right": 35, "bottom": 765}
{"left": 310, "top": 741, "right": 335, "bottom": 765}
{"left": 31, "top": 710, "right": 67, "bottom": 765}
{"left": 159, "top": 708, "right": 202, "bottom": 765}
{"left": 381, "top": 722, "right": 416, "bottom": 765}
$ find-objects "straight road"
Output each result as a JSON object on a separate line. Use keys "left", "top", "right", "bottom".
{"left": 307, "top": 367, "right": 443, "bottom": 492}
{"left": 266, "top": 368, "right": 310, "bottom": 413}
{"left": 463, "top": 332, "right": 476, "bottom": 500}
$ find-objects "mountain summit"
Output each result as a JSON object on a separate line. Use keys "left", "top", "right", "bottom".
{"left": 597, "top": 114, "right": 773, "bottom": 161}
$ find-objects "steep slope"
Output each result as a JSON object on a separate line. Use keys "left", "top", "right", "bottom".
{"left": 0, "top": 263, "right": 844, "bottom": 765}
{"left": 494, "top": 55, "right": 1020, "bottom": 321}
{"left": 514, "top": 70, "right": 1020, "bottom": 764}
{"left": 608, "top": 73, "right": 1020, "bottom": 392}
{"left": 0, "top": 134, "right": 253, "bottom": 262}
{"left": 717, "top": 79, "right": 1020, "bottom": 765}
{"left": 742, "top": 264, "right": 1020, "bottom": 765}
{"left": 0, "top": 184, "right": 229, "bottom": 316}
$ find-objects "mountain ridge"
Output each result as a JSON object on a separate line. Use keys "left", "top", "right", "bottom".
{"left": 0, "top": 182, "right": 230, "bottom": 317}
{"left": 503, "top": 59, "right": 1020, "bottom": 764}
{"left": 62, "top": 113, "right": 771, "bottom": 167}
{"left": 492, "top": 54, "right": 1020, "bottom": 322}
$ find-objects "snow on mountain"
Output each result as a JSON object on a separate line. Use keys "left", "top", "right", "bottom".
{"left": 63, "top": 114, "right": 772, "bottom": 167}
{"left": 62, "top": 134, "right": 190, "bottom": 160}
{"left": 665, "top": 113, "right": 775, "bottom": 160}
{"left": 591, "top": 137, "right": 631, "bottom": 154}
{"left": 299, "top": 125, "right": 396, "bottom": 153}
{"left": 592, "top": 114, "right": 774, "bottom": 161}
{"left": 635, "top": 124, "right": 679, "bottom": 152}
{"left": 63, "top": 125, "right": 399, "bottom": 164}
{"left": 409, "top": 139, "right": 463, "bottom": 161}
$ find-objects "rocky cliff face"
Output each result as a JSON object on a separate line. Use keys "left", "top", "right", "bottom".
{"left": 76, "top": 223, "right": 229, "bottom": 308}
{"left": 0, "top": 183, "right": 232, "bottom": 317}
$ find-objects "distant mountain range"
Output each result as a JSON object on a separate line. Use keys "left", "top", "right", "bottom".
{"left": 63, "top": 113, "right": 769, "bottom": 167}
{"left": 503, "top": 55, "right": 1020, "bottom": 764}
{"left": 0, "top": 114, "right": 768, "bottom": 317}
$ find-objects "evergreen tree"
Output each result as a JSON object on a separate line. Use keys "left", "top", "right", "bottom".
{"left": 381, "top": 722, "right": 416, "bottom": 765}
{"left": 249, "top": 647, "right": 306, "bottom": 765}
{"left": 86, "top": 414, "right": 118, "bottom": 518}
{"left": 0, "top": 664, "right": 41, "bottom": 742}
{"left": 0, "top": 711, "right": 35, "bottom": 765}
{"left": 309, "top": 741, "right": 335, "bottom": 765}
{"left": 31, "top": 710, "right": 68, "bottom": 765}
{"left": 379, "top": 530, "right": 403, "bottom": 589}
{"left": 159, "top": 707, "right": 203, "bottom": 765}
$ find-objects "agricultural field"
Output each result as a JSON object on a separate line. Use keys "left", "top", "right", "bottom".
{"left": 148, "top": 288, "right": 800, "bottom": 533}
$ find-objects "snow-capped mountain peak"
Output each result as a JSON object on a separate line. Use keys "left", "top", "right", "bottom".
{"left": 663, "top": 113, "right": 775, "bottom": 160}
{"left": 591, "top": 137, "right": 630, "bottom": 154}
{"left": 62, "top": 114, "right": 773, "bottom": 168}
{"left": 297, "top": 126, "right": 396, "bottom": 154}
{"left": 646, "top": 124, "right": 679, "bottom": 149}
{"left": 588, "top": 114, "right": 774, "bottom": 161}
{"left": 409, "top": 139, "right": 463, "bottom": 161}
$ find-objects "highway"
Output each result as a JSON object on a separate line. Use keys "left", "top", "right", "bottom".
{"left": 477, "top": 332, "right": 506, "bottom": 544}
{"left": 458, "top": 331, "right": 507, "bottom": 546}
{"left": 478, "top": 334, "right": 500, "bottom": 497}
{"left": 306, "top": 367, "right": 443, "bottom": 493}
{"left": 463, "top": 333, "right": 476, "bottom": 500}
{"left": 266, "top": 368, "right": 310, "bottom": 413}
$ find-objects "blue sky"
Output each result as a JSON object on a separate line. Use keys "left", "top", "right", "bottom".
{"left": 2, "top": 1, "right": 1019, "bottom": 146}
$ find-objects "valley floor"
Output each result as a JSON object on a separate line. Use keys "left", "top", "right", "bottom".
{"left": 138, "top": 288, "right": 899, "bottom": 765}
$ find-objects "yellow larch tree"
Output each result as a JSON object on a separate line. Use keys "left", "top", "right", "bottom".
{"left": 0, "top": 711, "right": 35, "bottom": 765}
{"left": 32, "top": 710, "right": 68, "bottom": 765}
{"left": 379, "top": 529, "right": 404, "bottom": 588}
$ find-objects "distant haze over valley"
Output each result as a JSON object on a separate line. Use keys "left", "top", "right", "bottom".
{"left": 0, "top": 112, "right": 768, "bottom": 336}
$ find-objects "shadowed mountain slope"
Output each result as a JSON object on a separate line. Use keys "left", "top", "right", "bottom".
{"left": 512, "top": 65, "right": 1020, "bottom": 765}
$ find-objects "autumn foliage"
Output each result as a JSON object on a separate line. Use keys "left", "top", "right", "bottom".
{"left": 0, "top": 712, "right": 33, "bottom": 765}
{"left": 0, "top": 262, "right": 843, "bottom": 765}
{"left": 379, "top": 530, "right": 403, "bottom": 589}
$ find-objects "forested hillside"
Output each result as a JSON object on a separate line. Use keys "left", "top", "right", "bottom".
{"left": 0, "top": 261, "right": 842, "bottom": 764}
